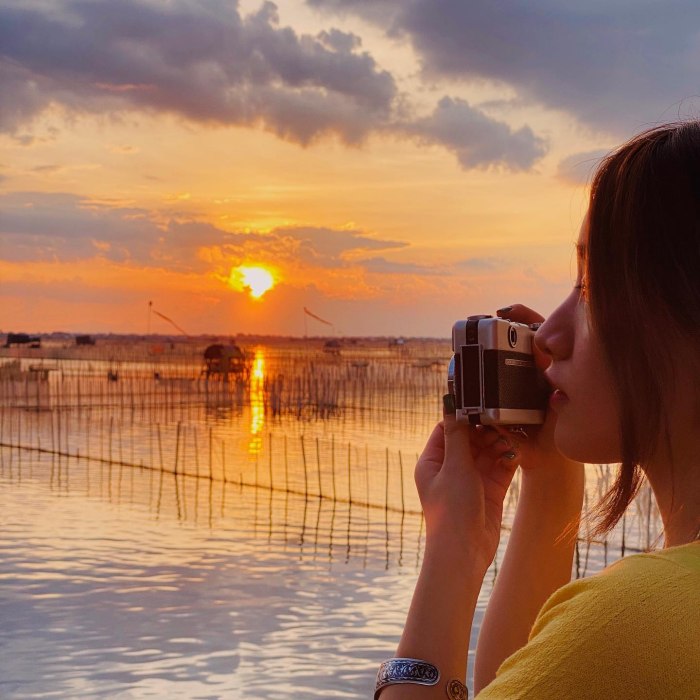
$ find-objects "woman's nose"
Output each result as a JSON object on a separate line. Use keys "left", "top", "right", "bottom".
{"left": 535, "top": 292, "right": 575, "bottom": 361}
{"left": 534, "top": 323, "right": 554, "bottom": 360}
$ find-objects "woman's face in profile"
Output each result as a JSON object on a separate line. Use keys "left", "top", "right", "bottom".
{"left": 535, "top": 217, "right": 622, "bottom": 464}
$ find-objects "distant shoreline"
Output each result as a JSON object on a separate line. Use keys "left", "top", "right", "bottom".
{"left": 1, "top": 331, "right": 450, "bottom": 344}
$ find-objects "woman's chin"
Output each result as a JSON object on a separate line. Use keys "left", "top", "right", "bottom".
{"left": 553, "top": 425, "right": 621, "bottom": 465}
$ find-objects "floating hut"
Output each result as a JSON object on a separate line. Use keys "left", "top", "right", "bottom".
{"left": 203, "top": 343, "right": 248, "bottom": 379}
{"left": 323, "top": 339, "right": 341, "bottom": 355}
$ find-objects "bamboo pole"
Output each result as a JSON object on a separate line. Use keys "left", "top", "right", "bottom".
{"left": 268, "top": 432, "right": 273, "bottom": 490}
{"left": 347, "top": 441, "right": 352, "bottom": 504}
{"left": 316, "top": 436, "right": 322, "bottom": 499}
{"left": 301, "top": 434, "right": 308, "bottom": 498}
{"left": 174, "top": 422, "right": 181, "bottom": 475}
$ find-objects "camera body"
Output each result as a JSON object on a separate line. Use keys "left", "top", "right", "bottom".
{"left": 448, "top": 315, "right": 548, "bottom": 425}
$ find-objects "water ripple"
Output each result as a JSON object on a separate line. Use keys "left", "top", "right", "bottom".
{"left": 0, "top": 454, "right": 428, "bottom": 698}
{"left": 0, "top": 449, "right": 619, "bottom": 699}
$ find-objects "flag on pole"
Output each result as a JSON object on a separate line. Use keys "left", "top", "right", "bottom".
{"left": 151, "top": 308, "right": 190, "bottom": 336}
{"left": 303, "top": 306, "right": 333, "bottom": 326}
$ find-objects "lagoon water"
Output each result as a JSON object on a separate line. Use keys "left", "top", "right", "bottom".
{"left": 0, "top": 451, "right": 434, "bottom": 698}
{"left": 0, "top": 341, "right": 659, "bottom": 698}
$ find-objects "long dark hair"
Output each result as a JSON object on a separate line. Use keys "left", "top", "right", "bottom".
{"left": 587, "top": 121, "right": 700, "bottom": 536}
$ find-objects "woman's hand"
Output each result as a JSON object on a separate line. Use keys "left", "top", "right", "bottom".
{"left": 473, "top": 306, "right": 585, "bottom": 693}
{"left": 415, "top": 402, "right": 521, "bottom": 572}
{"left": 392, "top": 400, "right": 519, "bottom": 693}
{"left": 495, "top": 304, "right": 570, "bottom": 473}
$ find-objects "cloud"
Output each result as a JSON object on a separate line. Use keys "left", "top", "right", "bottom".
{"left": 455, "top": 257, "right": 500, "bottom": 271}
{"left": 309, "top": 0, "right": 700, "bottom": 135}
{"left": 0, "top": 0, "right": 546, "bottom": 170}
{"left": 0, "top": 60, "right": 52, "bottom": 135}
{"left": 354, "top": 256, "right": 438, "bottom": 275}
{"left": 30, "top": 164, "right": 65, "bottom": 174}
{"left": 0, "top": 191, "right": 406, "bottom": 274}
{"left": 0, "top": 192, "right": 165, "bottom": 264}
{"left": 107, "top": 144, "right": 140, "bottom": 155}
{"left": 0, "top": 0, "right": 395, "bottom": 146}
{"left": 403, "top": 96, "right": 546, "bottom": 170}
{"left": 341, "top": 252, "right": 506, "bottom": 278}
{"left": 276, "top": 226, "right": 405, "bottom": 265}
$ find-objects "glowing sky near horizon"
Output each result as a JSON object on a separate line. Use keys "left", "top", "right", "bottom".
{"left": 2, "top": 0, "right": 699, "bottom": 337}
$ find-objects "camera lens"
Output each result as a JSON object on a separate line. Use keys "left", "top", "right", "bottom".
{"left": 508, "top": 325, "right": 518, "bottom": 348}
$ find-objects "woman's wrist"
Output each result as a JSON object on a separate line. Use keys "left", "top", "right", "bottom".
{"left": 396, "top": 539, "right": 486, "bottom": 667}
{"left": 423, "top": 531, "right": 494, "bottom": 576}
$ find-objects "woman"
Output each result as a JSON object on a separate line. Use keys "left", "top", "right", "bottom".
{"left": 376, "top": 122, "right": 700, "bottom": 699}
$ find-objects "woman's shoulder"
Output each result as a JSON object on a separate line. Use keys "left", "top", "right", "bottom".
{"left": 609, "top": 539, "right": 700, "bottom": 575}
{"left": 589, "top": 539, "right": 699, "bottom": 591}
{"left": 477, "top": 547, "right": 699, "bottom": 699}
{"left": 535, "top": 540, "right": 700, "bottom": 630}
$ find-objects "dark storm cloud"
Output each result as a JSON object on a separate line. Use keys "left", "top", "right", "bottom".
{"left": 0, "top": 192, "right": 405, "bottom": 271}
{"left": 0, "top": 0, "right": 546, "bottom": 170}
{"left": 309, "top": 0, "right": 700, "bottom": 134}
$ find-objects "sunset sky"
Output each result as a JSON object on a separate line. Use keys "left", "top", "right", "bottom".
{"left": 2, "top": 0, "right": 699, "bottom": 337}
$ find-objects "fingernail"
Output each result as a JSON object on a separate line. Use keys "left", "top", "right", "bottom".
{"left": 503, "top": 450, "right": 517, "bottom": 460}
{"left": 497, "top": 306, "right": 513, "bottom": 315}
{"left": 443, "top": 393, "right": 456, "bottom": 413}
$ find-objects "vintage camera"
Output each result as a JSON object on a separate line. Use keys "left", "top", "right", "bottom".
{"left": 448, "top": 315, "right": 548, "bottom": 425}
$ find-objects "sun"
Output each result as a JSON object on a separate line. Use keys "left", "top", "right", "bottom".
{"left": 229, "top": 265, "right": 275, "bottom": 299}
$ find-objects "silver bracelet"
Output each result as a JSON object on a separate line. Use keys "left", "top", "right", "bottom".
{"left": 374, "top": 657, "right": 440, "bottom": 699}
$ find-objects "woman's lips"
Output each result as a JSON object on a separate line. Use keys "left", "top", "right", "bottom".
{"left": 549, "top": 388, "right": 569, "bottom": 409}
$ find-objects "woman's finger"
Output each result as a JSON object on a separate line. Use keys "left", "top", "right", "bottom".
{"left": 470, "top": 425, "right": 519, "bottom": 467}
{"left": 473, "top": 438, "right": 520, "bottom": 486}
{"left": 490, "top": 441, "right": 519, "bottom": 464}
{"left": 417, "top": 421, "right": 445, "bottom": 471}
{"left": 496, "top": 303, "right": 545, "bottom": 324}
{"left": 472, "top": 425, "right": 508, "bottom": 450}
{"left": 497, "top": 304, "right": 550, "bottom": 371}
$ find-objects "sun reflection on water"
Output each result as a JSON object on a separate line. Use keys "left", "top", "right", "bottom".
{"left": 248, "top": 350, "right": 265, "bottom": 455}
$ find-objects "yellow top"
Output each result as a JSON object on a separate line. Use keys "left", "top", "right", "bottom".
{"left": 476, "top": 542, "right": 700, "bottom": 699}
